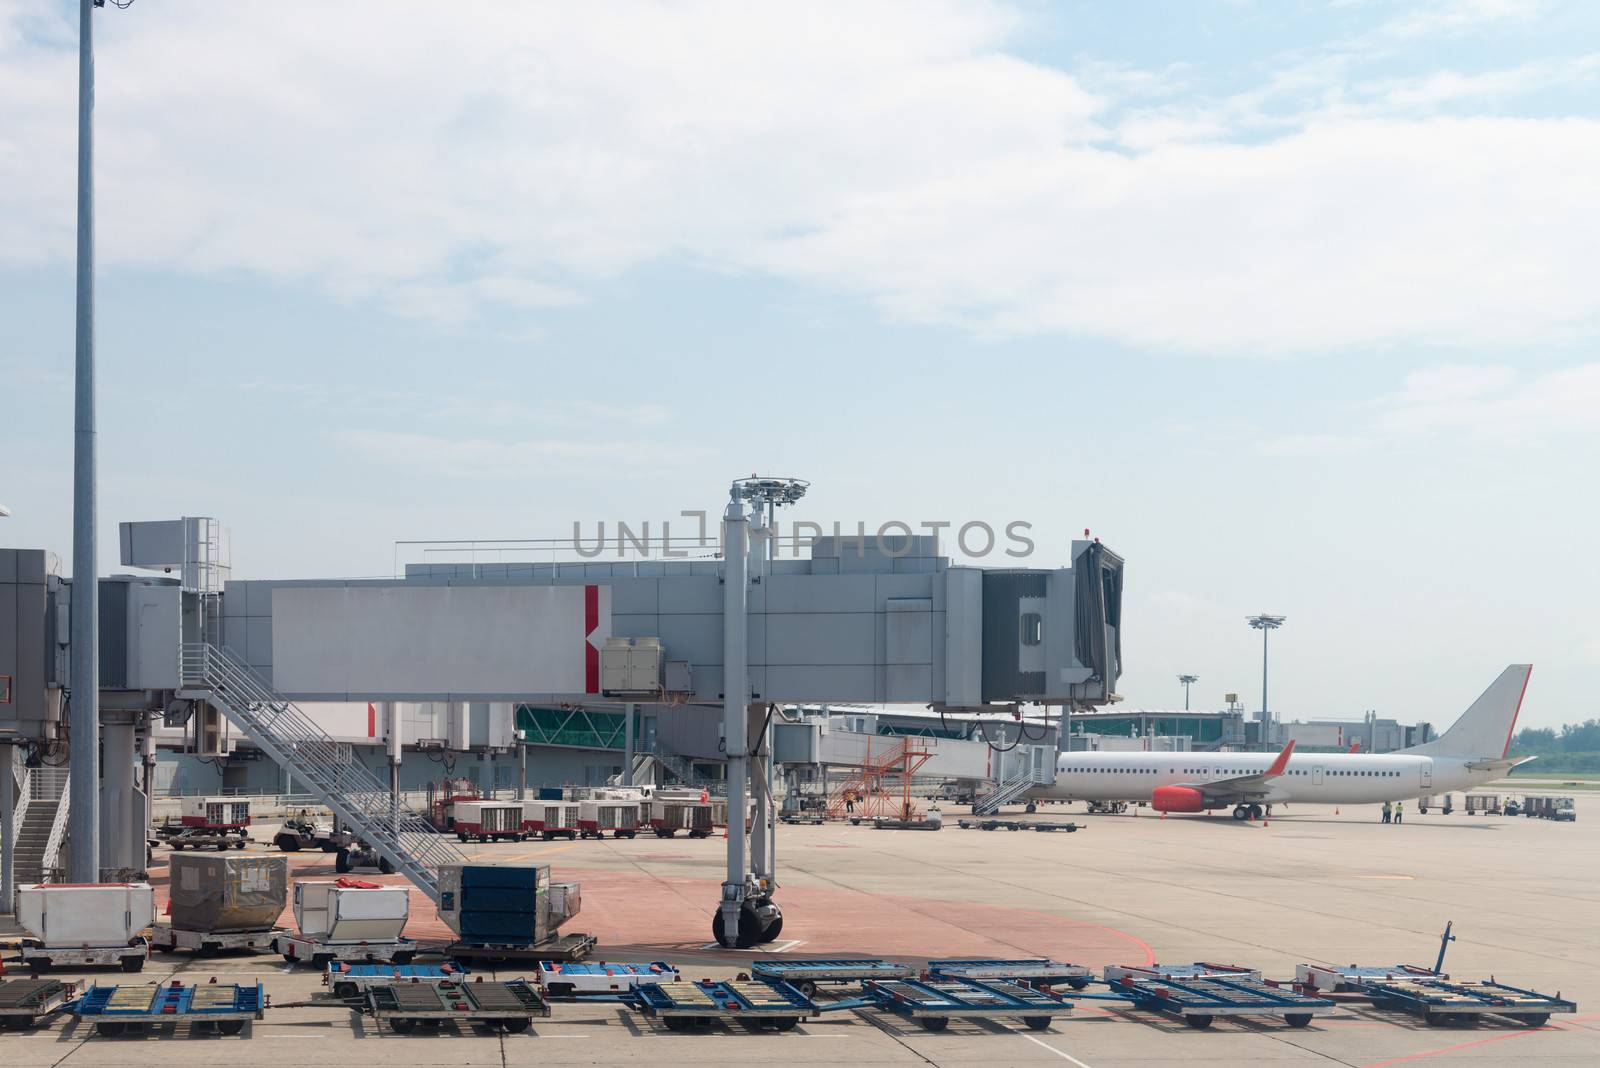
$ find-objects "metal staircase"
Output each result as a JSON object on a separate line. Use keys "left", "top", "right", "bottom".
{"left": 180, "top": 643, "right": 467, "bottom": 902}
{"left": 972, "top": 746, "right": 1055, "bottom": 815}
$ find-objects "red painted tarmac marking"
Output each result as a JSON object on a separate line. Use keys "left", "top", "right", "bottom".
{"left": 1360, "top": 1014, "right": 1600, "bottom": 1068}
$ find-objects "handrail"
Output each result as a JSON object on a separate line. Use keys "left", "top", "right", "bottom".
{"left": 40, "top": 769, "right": 71, "bottom": 877}
{"left": 180, "top": 643, "right": 466, "bottom": 898}
{"left": 9, "top": 764, "right": 30, "bottom": 847}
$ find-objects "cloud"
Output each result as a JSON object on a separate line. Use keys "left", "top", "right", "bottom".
{"left": 1257, "top": 361, "right": 1600, "bottom": 452}
{"left": 2, "top": 1, "right": 1599, "bottom": 353}
{"left": 334, "top": 428, "right": 710, "bottom": 479}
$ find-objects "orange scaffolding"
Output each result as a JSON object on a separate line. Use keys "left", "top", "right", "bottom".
{"left": 827, "top": 736, "right": 934, "bottom": 821}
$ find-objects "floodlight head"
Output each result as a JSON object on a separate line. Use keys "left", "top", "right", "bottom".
{"left": 0, "top": 503, "right": 10, "bottom": 517}
{"left": 1178, "top": 674, "right": 1199, "bottom": 685}
{"left": 732, "top": 475, "right": 810, "bottom": 508}
{"left": 1247, "top": 613, "right": 1286, "bottom": 630}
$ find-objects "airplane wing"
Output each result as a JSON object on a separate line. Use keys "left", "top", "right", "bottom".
{"left": 1175, "top": 741, "right": 1296, "bottom": 803}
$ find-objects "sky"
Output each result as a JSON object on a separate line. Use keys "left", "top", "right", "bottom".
{"left": 1, "top": 0, "right": 1596, "bottom": 731}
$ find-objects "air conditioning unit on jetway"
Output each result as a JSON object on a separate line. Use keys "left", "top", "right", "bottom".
{"left": 601, "top": 636, "right": 663, "bottom": 696}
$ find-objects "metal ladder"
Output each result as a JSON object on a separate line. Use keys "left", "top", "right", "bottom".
{"left": 972, "top": 761, "right": 1051, "bottom": 816}
{"left": 179, "top": 643, "right": 466, "bottom": 902}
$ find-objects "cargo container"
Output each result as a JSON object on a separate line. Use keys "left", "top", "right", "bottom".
{"left": 649, "top": 800, "right": 713, "bottom": 838}
{"left": 18, "top": 883, "right": 155, "bottom": 946}
{"left": 523, "top": 801, "right": 580, "bottom": 841}
{"left": 182, "top": 797, "right": 252, "bottom": 829}
{"left": 167, "top": 853, "right": 288, "bottom": 933}
{"left": 292, "top": 881, "right": 409, "bottom": 942}
{"left": 437, "top": 863, "right": 552, "bottom": 946}
{"left": 578, "top": 799, "right": 639, "bottom": 839}
{"left": 434, "top": 863, "right": 593, "bottom": 963}
{"left": 451, "top": 800, "right": 525, "bottom": 842}
{"left": 16, "top": 883, "right": 155, "bottom": 972}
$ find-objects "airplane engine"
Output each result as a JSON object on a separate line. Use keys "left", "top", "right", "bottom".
{"left": 1151, "top": 786, "right": 1205, "bottom": 813}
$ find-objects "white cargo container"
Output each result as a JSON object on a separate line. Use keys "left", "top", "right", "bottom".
{"left": 578, "top": 799, "right": 640, "bottom": 839}
{"left": 451, "top": 800, "right": 525, "bottom": 842}
{"left": 522, "top": 801, "right": 580, "bottom": 840}
{"left": 180, "top": 796, "right": 251, "bottom": 828}
{"left": 274, "top": 880, "right": 415, "bottom": 967}
{"left": 18, "top": 882, "right": 155, "bottom": 946}
{"left": 293, "top": 881, "right": 410, "bottom": 942}
{"left": 16, "top": 882, "right": 155, "bottom": 972}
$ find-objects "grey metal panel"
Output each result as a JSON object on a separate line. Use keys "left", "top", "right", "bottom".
{"left": 245, "top": 617, "right": 274, "bottom": 667}
{"left": 653, "top": 614, "right": 722, "bottom": 666}
{"left": 874, "top": 573, "right": 940, "bottom": 604}
{"left": 892, "top": 556, "right": 937, "bottom": 574}
{"left": 222, "top": 581, "right": 246, "bottom": 618}
{"left": 944, "top": 568, "right": 983, "bottom": 707}
{"left": 0, "top": 549, "right": 15, "bottom": 582}
{"left": 765, "top": 574, "right": 876, "bottom": 613}
{"left": 610, "top": 579, "right": 660, "bottom": 615}
{"left": 886, "top": 664, "right": 933, "bottom": 702}
{"left": 885, "top": 598, "right": 933, "bottom": 665}
{"left": 765, "top": 665, "right": 875, "bottom": 702}
{"left": 245, "top": 581, "right": 275, "bottom": 617}
{"left": 657, "top": 577, "right": 722, "bottom": 614}
{"left": 764, "top": 613, "right": 876, "bottom": 665}
{"left": 98, "top": 579, "right": 129, "bottom": 688}
{"left": 808, "top": 557, "right": 839, "bottom": 575}
{"left": 689, "top": 561, "right": 720, "bottom": 576}
{"left": 16, "top": 552, "right": 46, "bottom": 584}
{"left": 610, "top": 613, "right": 662, "bottom": 639}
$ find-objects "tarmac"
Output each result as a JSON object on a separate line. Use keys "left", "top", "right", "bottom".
{"left": 3, "top": 796, "right": 1597, "bottom": 1066}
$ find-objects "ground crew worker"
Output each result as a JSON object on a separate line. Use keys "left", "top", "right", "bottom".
{"left": 845, "top": 791, "right": 855, "bottom": 814}
{"left": 1382, "top": 800, "right": 1392, "bottom": 824}
{"left": 1394, "top": 800, "right": 1404, "bottom": 824}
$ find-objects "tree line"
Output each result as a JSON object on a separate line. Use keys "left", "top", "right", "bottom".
{"left": 1508, "top": 720, "right": 1600, "bottom": 773}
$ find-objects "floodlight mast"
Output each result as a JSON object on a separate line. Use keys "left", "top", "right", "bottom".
{"left": 716, "top": 475, "right": 807, "bottom": 948}
{"left": 1178, "top": 674, "right": 1198, "bottom": 710}
{"left": 1246, "top": 614, "right": 1286, "bottom": 744}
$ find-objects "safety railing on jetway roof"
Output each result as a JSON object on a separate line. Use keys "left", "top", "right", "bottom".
{"left": 179, "top": 643, "right": 468, "bottom": 902}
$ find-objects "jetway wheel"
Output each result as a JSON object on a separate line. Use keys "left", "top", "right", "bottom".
{"left": 712, "top": 905, "right": 764, "bottom": 949}
{"left": 758, "top": 909, "right": 784, "bottom": 944}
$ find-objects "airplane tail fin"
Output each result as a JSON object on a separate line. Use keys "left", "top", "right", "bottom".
{"left": 1405, "top": 665, "right": 1532, "bottom": 760}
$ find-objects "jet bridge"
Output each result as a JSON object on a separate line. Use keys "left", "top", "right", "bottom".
{"left": 2, "top": 479, "right": 1123, "bottom": 941}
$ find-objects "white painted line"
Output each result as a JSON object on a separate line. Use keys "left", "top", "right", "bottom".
{"left": 1019, "top": 1031, "right": 1095, "bottom": 1068}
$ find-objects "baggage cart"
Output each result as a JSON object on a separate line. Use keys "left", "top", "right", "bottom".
{"left": 1360, "top": 976, "right": 1577, "bottom": 1028}
{"left": 862, "top": 975, "right": 1075, "bottom": 1032}
{"left": 0, "top": 979, "right": 72, "bottom": 1031}
{"left": 1105, "top": 969, "right": 1335, "bottom": 1029}
{"left": 363, "top": 977, "right": 549, "bottom": 1033}
{"left": 578, "top": 799, "right": 640, "bottom": 839}
{"left": 71, "top": 979, "right": 264, "bottom": 1037}
{"left": 929, "top": 958, "right": 1094, "bottom": 990}
{"left": 150, "top": 923, "right": 287, "bottom": 957}
{"left": 630, "top": 977, "right": 816, "bottom": 1032}
{"left": 325, "top": 961, "right": 470, "bottom": 999}
{"left": 748, "top": 958, "right": 913, "bottom": 998}
{"left": 538, "top": 960, "right": 679, "bottom": 997}
{"left": 523, "top": 801, "right": 580, "bottom": 840}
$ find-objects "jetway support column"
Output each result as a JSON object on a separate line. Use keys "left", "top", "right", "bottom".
{"left": 717, "top": 491, "right": 750, "bottom": 945}
{"left": 99, "top": 716, "right": 138, "bottom": 874}
{"left": 1, "top": 743, "right": 15, "bottom": 914}
{"left": 623, "top": 702, "right": 635, "bottom": 787}
{"left": 385, "top": 702, "right": 401, "bottom": 834}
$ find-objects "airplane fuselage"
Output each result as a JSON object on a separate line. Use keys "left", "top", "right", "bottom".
{"left": 1031, "top": 750, "right": 1498, "bottom": 807}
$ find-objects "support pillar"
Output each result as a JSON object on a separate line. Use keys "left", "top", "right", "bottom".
{"left": 1, "top": 744, "right": 15, "bottom": 914}
{"left": 718, "top": 491, "right": 750, "bottom": 943}
{"left": 385, "top": 702, "right": 401, "bottom": 834}
{"left": 67, "top": 0, "right": 101, "bottom": 887}
{"left": 517, "top": 739, "right": 528, "bottom": 801}
{"left": 623, "top": 702, "right": 636, "bottom": 787}
{"left": 99, "top": 718, "right": 136, "bottom": 874}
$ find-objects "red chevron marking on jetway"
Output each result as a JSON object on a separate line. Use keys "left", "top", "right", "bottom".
{"left": 585, "top": 584, "right": 601, "bottom": 693}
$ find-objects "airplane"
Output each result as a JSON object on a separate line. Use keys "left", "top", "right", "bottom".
{"left": 1028, "top": 664, "right": 1532, "bottom": 820}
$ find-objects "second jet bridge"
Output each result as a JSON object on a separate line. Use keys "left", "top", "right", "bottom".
{"left": 219, "top": 536, "right": 1122, "bottom": 710}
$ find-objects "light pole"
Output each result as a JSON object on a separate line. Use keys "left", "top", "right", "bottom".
{"left": 68, "top": 0, "right": 103, "bottom": 885}
{"left": 1246, "top": 614, "right": 1286, "bottom": 745}
{"left": 1178, "top": 674, "right": 1198, "bottom": 710}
